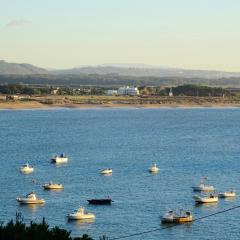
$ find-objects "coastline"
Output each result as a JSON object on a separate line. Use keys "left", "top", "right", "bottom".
{"left": 1, "top": 95, "right": 240, "bottom": 110}
{"left": 1, "top": 100, "right": 240, "bottom": 110}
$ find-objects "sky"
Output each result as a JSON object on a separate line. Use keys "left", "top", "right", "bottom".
{"left": 0, "top": 0, "right": 240, "bottom": 71}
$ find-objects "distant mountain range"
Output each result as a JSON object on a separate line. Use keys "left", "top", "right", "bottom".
{"left": 0, "top": 60, "right": 48, "bottom": 75}
{"left": 1, "top": 60, "right": 240, "bottom": 79}
{"left": 52, "top": 65, "right": 240, "bottom": 79}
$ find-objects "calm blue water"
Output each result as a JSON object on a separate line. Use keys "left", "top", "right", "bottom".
{"left": 1, "top": 108, "right": 240, "bottom": 240}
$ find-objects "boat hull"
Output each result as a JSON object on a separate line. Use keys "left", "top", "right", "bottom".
{"left": 100, "top": 170, "right": 112, "bottom": 175}
{"left": 87, "top": 199, "right": 112, "bottom": 205}
{"left": 43, "top": 184, "right": 64, "bottom": 190}
{"left": 162, "top": 217, "right": 193, "bottom": 223}
{"left": 51, "top": 157, "right": 68, "bottom": 164}
{"left": 68, "top": 214, "right": 95, "bottom": 220}
{"left": 192, "top": 186, "right": 214, "bottom": 192}
{"left": 218, "top": 192, "right": 236, "bottom": 198}
{"left": 20, "top": 168, "right": 34, "bottom": 174}
{"left": 194, "top": 195, "right": 218, "bottom": 203}
{"left": 16, "top": 198, "right": 45, "bottom": 204}
{"left": 148, "top": 168, "right": 159, "bottom": 173}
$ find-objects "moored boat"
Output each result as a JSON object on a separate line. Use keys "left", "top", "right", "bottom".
{"left": 51, "top": 153, "right": 68, "bottom": 164}
{"left": 100, "top": 168, "right": 112, "bottom": 175}
{"left": 161, "top": 209, "right": 193, "bottom": 223}
{"left": 192, "top": 178, "right": 214, "bottom": 192}
{"left": 16, "top": 192, "right": 45, "bottom": 204}
{"left": 194, "top": 193, "right": 218, "bottom": 203}
{"left": 19, "top": 163, "right": 34, "bottom": 174}
{"left": 43, "top": 182, "right": 64, "bottom": 190}
{"left": 218, "top": 190, "right": 236, "bottom": 198}
{"left": 148, "top": 163, "right": 159, "bottom": 173}
{"left": 67, "top": 207, "right": 95, "bottom": 220}
{"left": 87, "top": 198, "right": 113, "bottom": 205}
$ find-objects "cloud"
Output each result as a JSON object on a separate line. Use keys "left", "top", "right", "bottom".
{"left": 6, "top": 19, "right": 32, "bottom": 27}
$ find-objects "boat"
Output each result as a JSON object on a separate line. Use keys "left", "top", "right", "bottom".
{"left": 192, "top": 178, "right": 214, "bottom": 191}
{"left": 87, "top": 198, "right": 113, "bottom": 205}
{"left": 43, "top": 182, "right": 64, "bottom": 190}
{"left": 148, "top": 163, "right": 159, "bottom": 173}
{"left": 67, "top": 207, "right": 95, "bottom": 220}
{"left": 16, "top": 192, "right": 45, "bottom": 204}
{"left": 218, "top": 190, "right": 236, "bottom": 198}
{"left": 161, "top": 209, "right": 193, "bottom": 223}
{"left": 19, "top": 163, "right": 34, "bottom": 173}
{"left": 51, "top": 153, "right": 68, "bottom": 164}
{"left": 100, "top": 168, "right": 112, "bottom": 175}
{"left": 194, "top": 193, "right": 218, "bottom": 203}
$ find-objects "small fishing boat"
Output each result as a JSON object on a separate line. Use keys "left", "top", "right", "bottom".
{"left": 148, "top": 163, "right": 159, "bottom": 173}
{"left": 19, "top": 163, "right": 34, "bottom": 174}
{"left": 218, "top": 190, "right": 236, "bottom": 198}
{"left": 100, "top": 168, "right": 112, "bottom": 175}
{"left": 43, "top": 182, "right": 64, "bottom": 190}
{"left": 87, "top": 198, "right": 113, "bottom": 205}
{"left": 161, "top": 209, "right": 193, "bottom": 223}
{"left": 194, "top": 193, "right": 218, "bottom": 203}
{"left": 51, "top": 153, "right": 68, "bottom": 164}
{"left": 16, "top": 192, "right": 45, "bottom": 204}
{"left": 67, "top": 207, "right": 95, "bottom": 220}
{"left": 192, "top": 178, "right": 214, "bottom": 191}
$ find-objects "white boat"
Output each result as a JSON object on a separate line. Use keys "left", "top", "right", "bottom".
{"left": 16, "top": 192, "right": 45, "bottom": 204}
{"left": 161, "top": 209, "right": 193, "bottom": 223}
{"left": 43, "top": 182, "right": 64, "bottom": 190}
{"left": 192, "top": 178, "right": 214, "bottom": 191}
{"left": 194, "top": 194, "right": 218, "bottom": 203}
{"left": 148, "top": 163, "right": 159, "bottom": 173}
{"left": 19, "top": 163, "right": 34, "bottom": 174}
{"left": 67, "top": 207, "right": 95, "bottom": 220}
{"left": 51, "top": 153, "right": 68, "bottom": 164}
{"left": 218, "top": 190, "right": 236, "bottom": 198}
{"left": 100, "top": 168, "right": 113, "bottom": 175}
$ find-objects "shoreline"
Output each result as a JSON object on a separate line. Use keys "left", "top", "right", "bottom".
{"left": 1, "top": 101, "right": 240, "bottom": 110}
{"left": 1, "top": 95, "right": 240, "bottom": 110}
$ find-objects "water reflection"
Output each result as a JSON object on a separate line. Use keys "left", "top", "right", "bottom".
{"left": 43, "top": 188, "right": 64, "bottom": 193}
{"left": 101, "top": 173, "right": 112, "bottom": 177}
{"left": 53, "top": 164, "right": 68, "bottom": 168}
{"left": 194, "top": 202, "right": 218, "bottom": 209}
{"left": 67, "top": 218, "right": 95, "bottom": 228}
{"left": 220, "top": 197, "right": 237, "bottom": 202}
{"left": 18, "top": 204, "right": 45, "bottom": 214}
{"left": 20, "top": 172, "right": 33, "bottom": 175}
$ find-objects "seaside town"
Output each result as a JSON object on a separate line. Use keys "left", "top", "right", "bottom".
{"left": 1, "top": 0, "right": 240, "bottom": 240}
{"left": 1, "top": 82, "right": 240, "bottom": 109}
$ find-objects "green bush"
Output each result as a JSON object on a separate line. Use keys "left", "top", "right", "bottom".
{"left": 0, "top": 213, "right": 93, "bottom": 240}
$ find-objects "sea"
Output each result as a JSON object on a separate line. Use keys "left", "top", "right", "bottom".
{"left": 0, "top": 108, "right": 240, "bottom": 240}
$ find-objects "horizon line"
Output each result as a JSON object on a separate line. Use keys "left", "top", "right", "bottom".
{"left": 1, "top": 59, "right": 240, "bottom": 73}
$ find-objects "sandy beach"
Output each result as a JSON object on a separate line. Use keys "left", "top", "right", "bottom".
{"left": 1, "top": 98, "right": 240, "bottom": 110}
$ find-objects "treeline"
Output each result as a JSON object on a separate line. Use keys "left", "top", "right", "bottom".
{"left": 57, "top": 87, "right": 105, "bottom": 96}
{"left": 0, "top": 84, "right": 106, "bottom": 96}
{"left": 0, "top": 213, "right": 93, "bottom": 240}
{"left": 140, "top": 84, "right": 231, "bottom": 97}
{"left": 0, "top": 83, "right": 233, "bottom": 97}
{"left": 0, "top": 84, "right": 51, "bottom": 95}
{"left": 166, "top": 85, "right": 230, "bottom": 97}
{"left": 1, "top": 73, "right": 240, "bottom": 87}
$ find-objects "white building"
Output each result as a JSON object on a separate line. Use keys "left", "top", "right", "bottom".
{"left": 169, "top": 87, "right": 173, "bottom": 97}
{"left": 51, "top": 88, "right": 59, "bottom": 95}
{"left": 117, "top": 86, "right": 139, "bottom": 96}
{"left": 106, "top": 90, "right": 118, "bottom": 96}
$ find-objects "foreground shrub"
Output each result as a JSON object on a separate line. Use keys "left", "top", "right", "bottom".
{"left": 0, "top": 213, "right": 93, "bottom": 240}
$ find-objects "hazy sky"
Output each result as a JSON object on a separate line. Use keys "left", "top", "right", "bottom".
{"left": 1, "top": 0, "right": 240, "bottom": 71}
